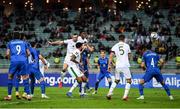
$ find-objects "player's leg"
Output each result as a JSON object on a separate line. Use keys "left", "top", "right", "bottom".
{"left": 107, "top": 69, "right": 120, "bottom": 100}
{"left": 80, "top": 75, "right": 87, "bottom": 97}
{"left": 66, "top": 66, "right": 82, "bottom": 97}
{"left": 105, "top": 72, "right": 112, "bottom": 88}
{"left": 69, "top": 80, "right": 79, "bottom": 93}
{"left": 154, "top": 73, "right": 174, "bottom": 100}
{"left": 84, "top": 71, "right": 92, "bottom": 93}
{"left": 15, "top": 75, "right": 21, "bottom": 99}
{"left": 137, "top": 73, "right": 153, "bottom": 100}
{"left": 35, "top": 71, "right": 48, "bottom": 99}
{"left": 21, "top": 62, "right": 31, "bottom": 100}
{"left": 4, "top": 62, "right": 17, "bottom": 100}
{"left": 92, "top": 73, "right": 104, "bottom": 94}
{"left": 60, "top": 57, "right": 69, "bottom": 77}
{"left": 30, "top": 73, "right": 35, "bottom": 97}
{"left": 122, "top": 68, "right": 132, "bottom": 100}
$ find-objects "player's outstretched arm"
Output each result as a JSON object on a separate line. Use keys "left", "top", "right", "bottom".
{"left": 158, "top": 58, "right": 165, "bottom": 69}
{"left": 48, "top": 40, "right": 64, "bottom": 46}
{"left": 70, "top": 54, "right": 80, "bottom": 65}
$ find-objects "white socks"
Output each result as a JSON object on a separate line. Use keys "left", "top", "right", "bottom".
{"left": 123, "top": 83, "right": 131, "bottom": 98}
{"left": 69, "top": 81, "right": 79, "bottom": 93}
{"left": 108, "top": 82, "right": 117, "bottom": 95}
{"left": 81, "top": 82, "right": 87, "bottom": 95}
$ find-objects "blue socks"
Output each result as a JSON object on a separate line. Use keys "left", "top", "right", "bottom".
{"left": 162, "top": 84, "right": 171, "bottom": 96}
{"left": 139, "top": 84, "right": 144, "bottom": 96}
{"left": 24, "top": 78, "right": 30, "bottom": 95}
{"left": 40, "top": 81, "right": 46, "bottom": 94}
{"left": 8, "top": 79, "right": 13, "bottom": 95}
{"left": 15, "top": 78, "right": 20, "bottom": 92}
{"left": 109, "top": 82, "right": 112, "bottom": 88}
{"left": 95, "top": 81, "right": 99, "bottom": 91}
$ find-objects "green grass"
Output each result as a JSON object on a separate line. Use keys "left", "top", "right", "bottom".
{"left": 0, "top": 87, "right": 179, "bottom": 108}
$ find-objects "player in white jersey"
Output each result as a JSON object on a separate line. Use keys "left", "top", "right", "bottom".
{"left": 66, "top": 42, "right": 88, "bottom": 98}
{"left": 106, "top": 34, "right": 132, "bottom": 100}
{"left": 48, "top": 34, "right": 78, "bottom": 76}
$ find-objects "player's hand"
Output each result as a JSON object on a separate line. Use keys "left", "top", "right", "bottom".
{"left": 44, "top": 65, "right": 48, "bottom": 70}
{"left": 48, "top": 41, "right": 52, "bottom": 45}
{"left": 108, "top": 66, "right": 112, "bottom": 72}
{"left": 79, "top": 62, "right": 83, "bottom": 66}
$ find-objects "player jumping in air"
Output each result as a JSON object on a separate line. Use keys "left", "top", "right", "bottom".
{"left": 4, "top": 35, "right": 31, "bottom": 101}
{"left": 92, "top": 50, "right": 112, "bottom": 94}
{"left": 107, "top": 34, "right": 132, "bottom": 100}
{"left": 137, "top": 44, "right": 174, "bottom": 100}
{"left": 48, "top": 34, "right": 78, "bottom": 79}
{"left": 66, "top": 42, "right": 88, "bottom": 97}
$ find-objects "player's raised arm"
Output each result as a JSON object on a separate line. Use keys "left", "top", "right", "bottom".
{"left": 86, "top": 44, "right": 94, "bottom": 52}
{"left": 48, "top": 40, "right": 64, "bottom": 45}
{"left": 70, "top": 54, "right": 80, "bottom": 65}
{"left": 26, "top": 49, "right": 31, "bottom": 56}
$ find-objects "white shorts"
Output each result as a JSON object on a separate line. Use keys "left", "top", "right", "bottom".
{"left": 115, "top": 67, "right": 132, "bottom": 80}
{"left": 68, "top": 65, "right": 84, "bottom": 78}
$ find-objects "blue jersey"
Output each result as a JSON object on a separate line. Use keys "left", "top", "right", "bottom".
{"left": 82, "top": 49, "right": 89, "bottom": 71}
{"left": 142, "top": 50, "right": 160, "bottom": 71}
{"left": 98, "top": 57, "right": 108, "bottom": 73}
{"left": 7, "top": 39, "right": 28, "bottom": 62}
{"left": 29, "top": 47, "right": 40, "bottom": 70}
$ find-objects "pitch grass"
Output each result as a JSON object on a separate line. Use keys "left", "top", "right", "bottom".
{"left": 0, "top": 87, "right": 179, "bottom": 108}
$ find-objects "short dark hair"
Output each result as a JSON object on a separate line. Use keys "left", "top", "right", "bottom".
{"left": 13, "top": 32, "right": 21, "bottom": 39}
{"left": 119, "top": 34, "right": 125, "bottom": 41}
{"left": 30, "top": 42, "right": 37, "bottom": 47}
{"left": 76, "top": 42, "right": 83, "bottom": 48}
{"left": 100, "top": 50, "right": 106, "bottom": 54}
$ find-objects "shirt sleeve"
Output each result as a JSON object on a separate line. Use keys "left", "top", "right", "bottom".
{"left": 98, "top": 59, "right": 100, "bottom": 65}
{"left": 111, "top": 45, "right": 116, "bottom": 52}
{"left": 127, "top": 45, "right": 131, "bottom": 53}
{"left": 63, "top": 39, "right": 70, "bottom": 44}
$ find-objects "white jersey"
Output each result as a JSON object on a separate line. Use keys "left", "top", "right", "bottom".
{"left": 77, "top": 36, "right": 88, "bottom": 43}
{"left": 39, "top": 59, "right": 50, "bottom": 76}
{"left": 111, "top": 41, "right": 131, "bottom": 68}
{"left": 64, "top": 39, "right": 77, "bottom": 56}
{"left": 68, "top": 49, "right": 81, "bottom": 66}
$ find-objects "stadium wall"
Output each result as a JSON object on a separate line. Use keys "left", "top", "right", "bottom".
{"left": 0, "top": 73, "right": 179, "bottom": 89}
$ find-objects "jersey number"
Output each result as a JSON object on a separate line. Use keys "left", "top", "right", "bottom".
{"left": 151, "top": 58, "right": 155, "bottom": 67}
{"left": 16, "top": 45, "right": 21, "bottom": 55}
{"left": 119, "top": 46, "right": 124, "bottom": 55}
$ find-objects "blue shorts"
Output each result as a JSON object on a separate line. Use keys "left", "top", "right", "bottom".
{"left": 143, "top": 69, "right": 164, "bottom": 83}
{"left": 9, "top": 61, "right": 28, "bottom": 76}
{"left": 97, "top": 71, "right": 111, "bottom": 81}
{"left": 29, "top": 66, "right": 43, "bottom": 80}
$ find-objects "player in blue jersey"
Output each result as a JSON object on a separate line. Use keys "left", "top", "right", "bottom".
{"left": 79, "top": 45, "right": 94, "bottom": 93}
{"left": 137, "top": 45, "right": 174, "bottom": 100}
{"left": 4, "top": 35, "right": 31, "bottom": 101}
{"left": 92, "top": 50, "right": 112, "bottom": 94}
{"left": 22, "top": 42, "right": 49, "bottom": 99}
